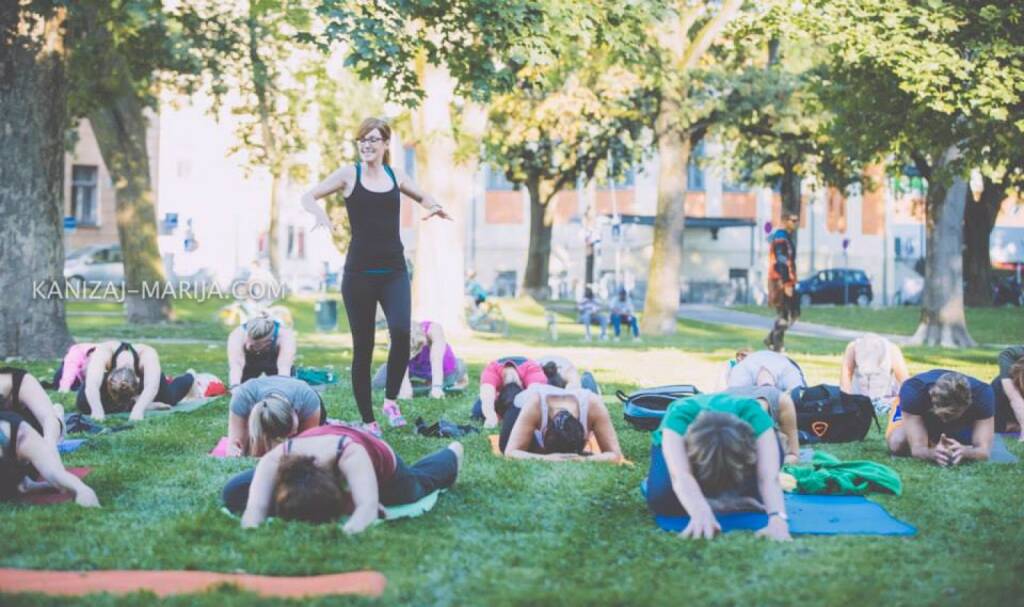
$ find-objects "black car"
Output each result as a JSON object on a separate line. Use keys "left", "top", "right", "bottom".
{"left": 795, "top": 268, "right": 873, "bottom": 306}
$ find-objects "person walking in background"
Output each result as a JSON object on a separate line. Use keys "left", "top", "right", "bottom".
{"left": 302, "top": 117, "right": 451, "bottom": 435}
{"left": 764, "top": 213, "right": 800, "bottom": 352}
{"left": 611, "top": 288, "right": 640, "bottom": 341}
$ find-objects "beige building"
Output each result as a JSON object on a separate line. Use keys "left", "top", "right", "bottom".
{"left": 63, "top": 115, "right": 161, "bottom": 254}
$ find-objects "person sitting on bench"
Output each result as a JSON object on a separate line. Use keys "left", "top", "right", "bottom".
{"left": 839, "top": 334, "right": 909, "bottom": 402}
{"left": 991, "top": 346, "right": 1024, "bottom": 440}
{"left": 0, "top": 411, "right": 99, "bottom": 507}
{"left": 477, "top": 357, "right": 548, "bottom": 428}
{"left": 227, "top": 376, "right": 327, "bottom": 456}
{"left": 887, "top": 370, "right": 994, "bottom": 465}
{"left": 725, "top": 350, "right": 806, "bottom": 392}
{"left": 644, "top": 392, "right": 791, "bottom": 541}
{"left": 499, "top": 383, "right": 622, "bottom": 463}
{"left": 372, "top": 320, "right": 468, "bottom": 399}
{"left": 722, "top": 385, "right": 799, "bottom": 465}
{"left": 1, "top": 368, "right": 65, "bottom": 448}
{"left": 230, "top": 425, "right": 462, "bottom": 534}
{"left": 76, "top": 341, "right": 195, "bottom": 421}
{"left": 577, "top": 287, "right": 608, "bottom": 342}
{"left": 227, "top": 313, "right": 297, "bottom": 387}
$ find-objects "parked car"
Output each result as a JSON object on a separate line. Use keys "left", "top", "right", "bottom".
{"left": 64, "top": 244, "right": 124, "bottom": 287}
{"left": 795, "top": 268, "right": 873, "bottom": 306}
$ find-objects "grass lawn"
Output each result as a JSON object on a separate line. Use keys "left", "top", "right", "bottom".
{"left": 733, "top": 304, "right": 1024, "bottom": 346}
{"left": 2, "top": 298, "right": 1022, "bottom": 606}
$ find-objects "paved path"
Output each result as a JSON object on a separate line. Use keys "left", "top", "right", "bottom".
{"left": 677, "top": 304, "right": 909, "bottom": 344}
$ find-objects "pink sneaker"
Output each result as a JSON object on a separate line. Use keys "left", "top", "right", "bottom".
{"left": 382, "top": 402, "right": 406, "bottom": 428}
{"left": 357, "top": 421, "right": 382, "bottom": 438}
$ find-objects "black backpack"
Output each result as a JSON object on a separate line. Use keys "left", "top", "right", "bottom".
{"left": 791, "top": 384, "right": 879, "bottom": 443}
{"left": 618, "top": 384, "right": 700, "bottom": 431}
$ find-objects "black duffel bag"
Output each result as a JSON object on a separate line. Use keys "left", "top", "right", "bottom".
{"left": 618, "top": 384, "right": 700, "bottom": 431}
{"left": 791, "top": 384, "right": 879, "bottom": 443}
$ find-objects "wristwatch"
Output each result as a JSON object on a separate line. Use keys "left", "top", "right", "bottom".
{"left": 767, "top": 511, "right": 789, "bottom": 521}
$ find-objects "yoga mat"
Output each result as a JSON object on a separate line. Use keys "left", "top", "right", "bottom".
{"left": 107, "top": 397, "right": 220, "bottom": 421}
{"left": 58, "top": 439, "right": 87, "bottom": 454}
{"left": 0, "top": 568, "right": 386, "bottom": 598}
{"left": 209, "top": 436, "right": 230, "bottom": 458}
{"left": 649, "top": 491, "right": 916, "bottom": 536}
{"left": 15, "top": 468, "right": 92, "bottom": 506}
{"left": 990, "top": 434, "right": 1019, "bottom": 464}
{"left": 221, "top": 490, "right": 443, "bottom": 524}
{"left": 487, "top": 434, "right": 632, "bottom": 464}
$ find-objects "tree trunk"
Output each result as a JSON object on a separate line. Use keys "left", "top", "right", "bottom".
{"left": 248, "top": 9, "right": 281, "bottom": 279}
{"left": 89, "top": 96, "right": 172, "bottom": 324}
{"left": 911, "top": 169, "right": 975, "bottom": 347}
{"left": 411, "top": 62, "right": 469, "bottom": 333}
{"left": 962, "top": 177, "right": 1004, "bottom": 307}
{"left": 267, "top": 171, "right": 281, "bottom": 277}
{"left": 780, "top": 159, "right": 801, "bottom": 249}
{"left": 523, "top": 176, "right": 554, "bottom": 299}
{"left": 641, "top": 123, "right": 690, "bottom": 336}
{"left": 0, "top": 5, "right": 74, "bottom": 358}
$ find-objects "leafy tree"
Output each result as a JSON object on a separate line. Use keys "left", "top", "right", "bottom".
{"left": 310, "top": 0, "right": 566, "bottom": 327}
{"left": 786, "top": 0, "right": 1024, "bottom": 346}
{"left": 482, "top": 59, "right": 656, "bottom": 298}
{"left": 639, "top": 0, "right": 745, "bottom": 336}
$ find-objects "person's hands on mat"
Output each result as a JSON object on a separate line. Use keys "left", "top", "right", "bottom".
{"left": 755, "top": 516, "right": 792, "bottom": 542}
{"left": 943, "top": 436, "right": 966, "bottom": 466}
{"left": 680, "top": 507, "right": 721, "bottom": 540}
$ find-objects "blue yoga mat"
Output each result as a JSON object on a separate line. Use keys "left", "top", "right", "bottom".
{"left": 58, "top": 439, "right": 87, "bottom": 454}
{"left": 645, "top": 484, "right": 916, "bottom": 536}
{"left": 991, "top": 434, "right": 1020, "bottom": 464}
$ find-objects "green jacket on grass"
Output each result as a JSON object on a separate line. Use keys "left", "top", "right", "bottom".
{"left": 783, "top": 451, "right": 902, "bottom": 496}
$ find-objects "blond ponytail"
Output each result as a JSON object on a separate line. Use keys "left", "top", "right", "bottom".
{"left": 248, "top": 394, "right": 295, "bottom": 456}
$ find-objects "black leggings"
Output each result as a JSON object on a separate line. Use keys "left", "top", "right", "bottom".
{"left": 342, "top": 270, "right": 411, "bottom": 423}
{"left": 222, "top": 447, "right": 458, "bottom": 514}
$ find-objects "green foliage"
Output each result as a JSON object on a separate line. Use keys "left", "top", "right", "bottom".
{"left": 780, "top": 0, "right": 1024, "bottom": 185}
{"left": 482, "top": 57, "right": 656, "bottom": 203}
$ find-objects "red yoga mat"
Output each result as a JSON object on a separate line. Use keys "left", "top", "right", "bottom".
{"left": 14, "top": 468, "right": 92, "bottom": 506}
{"left": 0, "top": 568, "right": 387, "bottom": 598}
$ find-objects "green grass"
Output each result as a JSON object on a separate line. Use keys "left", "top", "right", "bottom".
{"left": 2, "top": 298, "right": 1022, "bottom": 605}
{"left": 733, "top": 304, "right": 1024, "bottom": 346}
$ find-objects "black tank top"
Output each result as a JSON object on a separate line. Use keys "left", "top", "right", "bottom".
{"left": 343, "top": 164, "right": 405, "bottom": 272}
{"left": 0, "top": 367, "right": 41, "bottom": 434}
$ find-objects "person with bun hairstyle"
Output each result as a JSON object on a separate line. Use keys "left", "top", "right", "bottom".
{"left": 301, "top": 117, "right": 452, "bottom": 436}
{"left": 226, "top": 376, "right": 326, "bottom": 457}
{"left": 76, "top": 341, "right": 194, "bottom": 421}
{"left": 226, "top": 313, "right": 297, "bottom": 387}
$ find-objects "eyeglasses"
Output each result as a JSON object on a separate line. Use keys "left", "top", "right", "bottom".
{"left": 357, "top": 137, "right": 386, "bottom": 145}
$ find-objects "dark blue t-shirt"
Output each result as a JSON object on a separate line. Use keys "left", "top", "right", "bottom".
{"left": 899, "top": 369, "right": 994, "bottom": 441}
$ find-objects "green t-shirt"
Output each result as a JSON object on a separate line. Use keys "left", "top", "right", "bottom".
{"left": 652, "top": 392, "right": 774, "bottom": 446}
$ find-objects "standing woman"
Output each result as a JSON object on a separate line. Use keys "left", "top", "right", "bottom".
{"left": 302, "top": 118, "right": 451, "bottom": 435}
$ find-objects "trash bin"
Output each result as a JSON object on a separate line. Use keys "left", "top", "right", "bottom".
{"left": 315, "top": 299, "right": 338, "bottom": 332}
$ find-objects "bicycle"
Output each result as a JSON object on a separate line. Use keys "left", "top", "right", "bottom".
{"left": 466, "top": 298, "right": 508, "bottom": 335}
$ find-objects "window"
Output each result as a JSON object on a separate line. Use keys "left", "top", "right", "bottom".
{"left": 71, "top": 165, "right": 99, "bottom": 226}
{"left": 687, "top": 141, "right": 705, "bottom": 191}
{"left": 486, "top": 165, "right": 516, "bottom": 191}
